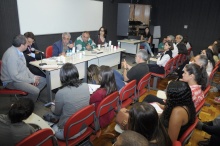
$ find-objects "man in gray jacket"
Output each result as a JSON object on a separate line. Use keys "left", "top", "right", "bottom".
{"left": 1, "top": 35, "right": 46, "bottom": 101}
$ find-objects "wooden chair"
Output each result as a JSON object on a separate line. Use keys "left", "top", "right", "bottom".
{"left": 151, "top": 58, "right": 174, "bottom": 90}
{"left": 119, "top": 80, "right": 136, "bottom": 109}
{"left": 45, "top": 46, "right": 53, "bottom": 58}
{"left": 57, "top": 104, "right": 96, "bottom": 146}
{"left": 0, "top": 60, "right": 28, "bottom": 99}
{"left": 16, "top": 128, "right": 58, "bottom": 146}
{"left": 178, "top": 117, "right": 199, "bottom": 146}
{"left": 136, "top": 73, "right": 151, "bottom": 101}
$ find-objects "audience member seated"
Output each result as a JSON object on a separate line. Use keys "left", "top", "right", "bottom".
{"left": 175, "top": 35, "right": 188, "bottom": 55}
{"left": 158, "top": 37, "right": 167, "bottom": 53}
{"left": 23, "top": 32, "right": 46, "bottom": 77}
{"left": 127, "top": 102, "right": 172, "bottom": 146}
{"left": 51, "top": 63, "right": 90, "bottom": 140}
{"left": 88, "top": 64, "right": 125, "bottom": 91}
{"left": 183, "top": 35, "right": 192, "bottom": 50}
{"left": 208, "top": 44, "right": 219, "bottom": 63}
{"left": 159, "top": 81, "right": 196, "bottom": 142}
{"left": 140, "top": 27, "right": 154, "bottom": 57}
{"left": 90, "top": 66, "right": 117, "bottom": 128}
{"left": 144, "top": 63, "right": 207, "bottom": 108}
{"left": 52, "top": 32, "right": 74, "bottom": 56}
{"left": 1, "top": 35, "right": 46, "bottom": 102}
{"left": 167, "top": 35, "right": 178, "bottom": 57}
{"left": 94, "top": 26, "right": 108, "bottom": 45}
{"left": 75, "top": 31, "right": 96, "bottom": 52}
{"left": 196, "top": 115, "right": 220, "bottom": 146}
{"left": 201, "top": 49, "right": 215, "bottom": 76}
{"left": 0, "top": 98, "right": 35, "bottom": 145}
{"left": 113, "top": 130, "right": 149, "bottom": 146}
{"left": 148, "top": 41, "right": 173, "bottom": 74}
{"left": 115, "top": 50, "right": 149, "bottom": 85}
{"left": 88, "top": 64, "right": 100, "bottom": 84}
{"left": 176, "top": 54, "right": 208, "bottom": 80}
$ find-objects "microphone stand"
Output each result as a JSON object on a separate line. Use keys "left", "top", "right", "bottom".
{"left": 39, "top": 52, "right": 47, "bottom": 66}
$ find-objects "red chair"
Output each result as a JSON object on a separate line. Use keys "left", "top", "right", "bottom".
{"left": 196, "top": 98, "right": 205, "bottom": 116}
{"left": 45, "top": 46, "right": 53, "bottom": 58}
{"left": 57, "top": 104, "right": 96, "bottom": 146}
{"left": 95, "top": 91, "right": 119, "bottom": 130}
{"left": 172, "top": 141, "right": 182, "bottom": 146}
{"left": 178, "top": 117, "right": 199, "bottom": 146}
{"left": 151, "top": 58, "right": 174, "bottom": 90}
{"left": 204, "top": 65, "right": 219, "bottom": 97}
{"left": 119, "top": 80, "right": 136, "bottom": 109}
{"left": 16, "top": 128, "right": 58, "bottom": 146}
{"left": 172, "top": 54, "right": 180, "bottom": 71}
{"left": 0, "top": 60, "right": 28, "bottom": 98}
{"left": 136, "top": 73, "right": 151, "bottom": 101}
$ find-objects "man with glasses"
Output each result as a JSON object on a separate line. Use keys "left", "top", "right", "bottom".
{"left": 74, "top": 31, "right": 96, "bottom": 51}
{"left": 23, "top": 32, "right": 46, "bottom": 77}
{"left": 52, "top": 32, "right": 74, "bottom": 56}
{"left": 1, "top": 35, "right": 46, "bottom": 102}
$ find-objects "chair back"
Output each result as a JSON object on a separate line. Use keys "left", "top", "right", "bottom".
{"left": 172, "top": 55, "right": 180, "bottom": 70}
{"left": 16, "top": 128, "right": 57, "bottom": 146}
{"left": 196, "top": 98, "right": 205, "bottom": 116}
{"left": 172, "top": 141, "right": 182, "bottom": 146}
{"left": 63, "top": 104, "right": 95, "bottom": 142}
{"left": 208, "top": 66, "right": 218, "bottom": 84}
{"left": 215, "top": 60, "right": 220, "bottom": 67}
{"left": 178, "top": 117, "right": 199, "bottom": 145}
{"left": 137, "top": 73, "right": 151, "bottom": 91}
{"left": 119, "top": 80, "right": 136, "bottom": 108}
{"left": 45, "top": 46, "right": 53, "bottom": 58}
{"left": 164, "top": 58, "right": 174, "bottom": 76}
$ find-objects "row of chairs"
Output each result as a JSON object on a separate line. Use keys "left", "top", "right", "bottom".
{"left": 15, "top": 72, "right": 153, "bottom": 146}
{"left": 151, "top": 51, "right": 191, "bottom": 90}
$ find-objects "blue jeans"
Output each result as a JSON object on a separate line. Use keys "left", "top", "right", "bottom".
{"left": 113, "top": 70, "right": 125, "bottom": 91}
{"left": 140, "top": 42, "right": 153, "bottom": 54}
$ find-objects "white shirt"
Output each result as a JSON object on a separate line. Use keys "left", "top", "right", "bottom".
{"left": 157, "top": 53, "right": 171, "bottom": 67}
{"left": 172, "top": 43, "right": 178, "bottom": 57}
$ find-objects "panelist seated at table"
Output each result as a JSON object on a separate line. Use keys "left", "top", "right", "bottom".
{"left": 94, "top": 26, "right": 109, "bottom": 46}
{"left": 1, "top": 35, "right": 46, "bottom": 102}
{"left": 75, "top": 31, "right": 96, "bottom": 52}
{"left": 148, "top": 41, "right": 173, "bottom": 74}
{"left": 0, "top": 98, "right": 36, "bottom": 146}
{"left": 52, "top": 32, "right": 74, "bottom": 57}
{"left": 23, "top": 32, "right": 46, "bottom": 77}
{"left": 115, "top": 50, "right": 149, "bottom": 85}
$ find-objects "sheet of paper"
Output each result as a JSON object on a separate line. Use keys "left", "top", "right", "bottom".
{"left": 88, "top": 84, "right": 100, "bottom": 94}
{"left": 156, "top": 90, "right": 167, "bottom": 100}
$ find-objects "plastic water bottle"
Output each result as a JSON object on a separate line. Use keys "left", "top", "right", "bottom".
{"left": 66, "top": 50, "right": 70, "bottom": 57}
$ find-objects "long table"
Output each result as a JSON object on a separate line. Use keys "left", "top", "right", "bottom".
{"left": 118, "top": 39, "right": 145, "bottom": 54}
{"left": 30, "top": 48, "right": 125, "bottom": 102}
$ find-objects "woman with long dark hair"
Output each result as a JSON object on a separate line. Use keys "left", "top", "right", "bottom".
{"left": 160, "top": 81, "right": 196, "bottom": 142}
{"left": 52, "top": 63, "right": 90, "bottom": 140}
{"left": 128, "top": 102, "right": 172, "bottom": 146}
{"left": 90, "top": 65, "right": 117, "bottom": 127}
{"left": 140, "top": 27, "right": 154, "bottom": 57}
{"left": 201, "top": 48, "right": 215, "bottom": 76}
{"left": 95, "top": 26, "right": 108, "bottom": 45}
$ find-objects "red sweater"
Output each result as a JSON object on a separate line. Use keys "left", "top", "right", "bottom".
{"left": 90, "top": 88, "right": 115, "bottom": 128}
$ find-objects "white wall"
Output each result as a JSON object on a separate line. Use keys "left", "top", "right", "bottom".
{"left": 17, "top": 0, "right": 103, "bottom": 35}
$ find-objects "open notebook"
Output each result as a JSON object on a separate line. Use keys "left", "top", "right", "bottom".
{"left": 88, "top": 84, "right": 100, "bottom": 94}
{"left": 156, "top": 90, "right": 167, "bottom": 100}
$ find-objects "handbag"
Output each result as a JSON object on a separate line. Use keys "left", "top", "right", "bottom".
{"left": 115, "top": 108, "right": 129, "bottom": 130}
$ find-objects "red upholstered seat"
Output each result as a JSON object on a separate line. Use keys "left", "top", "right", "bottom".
{"left": 178, "top": 117, "right": 199, "bottom": 145}
{"left": 45, "top": 46, "right": 53, "bottom": 58}
{"left": 57, "top": 104, "right": 96, "bottom": 146}
{"left": 119, "top": 80, "right": 136, "bottom": 109}
{"left": 16, "top": 128, "right": 57, "bottom": 146}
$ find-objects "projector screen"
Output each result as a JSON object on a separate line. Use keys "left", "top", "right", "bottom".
{"left": 17, "top": 0, "right": 103, "bottom": 35}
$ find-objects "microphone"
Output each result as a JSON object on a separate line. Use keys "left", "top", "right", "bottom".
{"left": 31, "top": 48, "right": 44, "bottom": 54}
